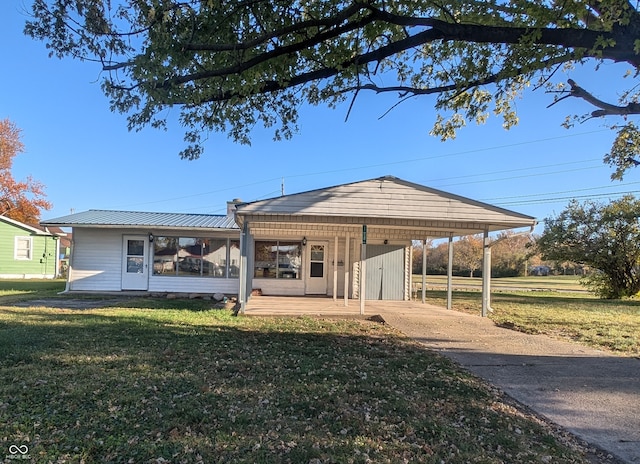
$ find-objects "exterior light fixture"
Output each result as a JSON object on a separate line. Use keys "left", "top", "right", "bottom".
{"left": 149, "top": 233, "right": 154, "bottom": 243}
{"left": 302, "top": 237, "right": 307, "bottom": 246}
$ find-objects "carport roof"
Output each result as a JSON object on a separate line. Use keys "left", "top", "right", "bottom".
{"left": 235, "top": 176, "right": 536, "bottom": 236}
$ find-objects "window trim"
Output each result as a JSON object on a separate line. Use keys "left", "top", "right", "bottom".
{"left": 15, "top": 236, "right": 33, "bottom": 260}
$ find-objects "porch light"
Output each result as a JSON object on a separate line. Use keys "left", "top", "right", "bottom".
{"left": 149, "top": 233, "right": 154, "bottom": 243}
{"left": 302, "top": 237, "right": 307, "bottom": 246}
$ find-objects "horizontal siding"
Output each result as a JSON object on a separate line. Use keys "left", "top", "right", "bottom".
{"left": 149, "top": 276, "right": 239, "bottom": 294}
{"left": 70, "top": 228, "right": 123, "bottom": 291}
{"left": 0, "top": 221, "right": 57, "bottom": 277}
{"left": 252, "top": 278, "right": 305, "bottom": 296}
{"left": 70, "top": 227, "right": 242, "bottom": 293}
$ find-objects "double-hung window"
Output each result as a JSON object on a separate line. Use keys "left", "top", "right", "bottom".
{"left": 15, "top": 236, "right": 32, "bottom": 260}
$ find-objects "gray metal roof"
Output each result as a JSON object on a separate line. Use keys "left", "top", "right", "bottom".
{"left": 41, "top": 210, "right": 238, "bottom": 230}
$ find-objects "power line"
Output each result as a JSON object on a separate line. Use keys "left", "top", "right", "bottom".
{"left": 113, "top": 128, "right": 610, "bottom": 211}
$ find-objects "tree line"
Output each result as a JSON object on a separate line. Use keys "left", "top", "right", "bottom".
{"left": 413, "top": 193, "right": 640, "bottom": 299}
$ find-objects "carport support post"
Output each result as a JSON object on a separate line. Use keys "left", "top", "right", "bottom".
{"left": 344, "top": 233, "right": 350, "bottom": 307}
{"left": 333, "top": 236, "right": 338, "bottom": 302}
{"left": 482, "top": 229, "right": 491, "bottom": 317}
{"left": 238, "top": 222, "right": 248, "bottom": 314}
{"left": 360, "top": 225, "right": 367, "bottom": 315}
{"left": 421, "top": 239, "right": 427, "bottom": 304}
{"left": 447, "top": 234, "right": 453, "bottom": 310}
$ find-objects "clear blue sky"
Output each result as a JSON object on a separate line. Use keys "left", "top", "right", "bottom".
{"left": 2, "top": 1, "right": 638, "bottom": 233}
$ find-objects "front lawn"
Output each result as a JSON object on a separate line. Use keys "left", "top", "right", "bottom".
{"left": 423, "top": 290, "right": 640, "bottom": 356}
{"left": 0, "top": 304, "right": 607, "bottom": 463}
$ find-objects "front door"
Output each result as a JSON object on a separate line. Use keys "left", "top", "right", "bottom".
{"left": 306, "top": 242, "right": 327, "bottom": 295}
{"left": 121, "top": 235, "right": 149, "bottom": 290}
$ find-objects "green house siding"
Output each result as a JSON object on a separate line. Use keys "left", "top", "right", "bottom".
{"left": 0, "top": 220, "right": 57, "bottom": 277}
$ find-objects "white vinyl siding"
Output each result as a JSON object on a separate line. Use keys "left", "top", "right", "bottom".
{"left": 69, "top": 229, "right": 124, "bottom": 291}
{"left": 69, "top": 227, "right": 241, "bottom": 294}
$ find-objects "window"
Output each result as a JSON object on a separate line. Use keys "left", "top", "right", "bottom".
{"left": 15, "top": 237, "right": 32, "bottom": 260}
{"left": 152, "top": 236, "right": 238, "bottom": 278}
{"left": 254, "top": 240, "right": 302, "bottom": 279}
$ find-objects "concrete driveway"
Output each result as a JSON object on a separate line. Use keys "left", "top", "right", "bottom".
{"left": 376, "top": 305, "right": 640, "bottom": 464}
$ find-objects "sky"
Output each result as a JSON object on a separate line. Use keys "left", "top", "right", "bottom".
{"left": 2, "top": 1, "right": 639, "bottom": 235}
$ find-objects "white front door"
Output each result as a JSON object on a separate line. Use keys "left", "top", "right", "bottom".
{"left": 306, "top": 242, "right": 327, "bottom": 295}
{"left": 121, "top": 235, "right": 149, "bottom": 290}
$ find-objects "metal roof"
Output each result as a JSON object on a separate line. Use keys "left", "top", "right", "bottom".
{"left": 41, "top": 210, "right": 238, "bottom": 230}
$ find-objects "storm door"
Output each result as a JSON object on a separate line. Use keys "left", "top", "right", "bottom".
{"left": 305, "top": 242, "right": 327, "bottom": 294}
{"left": 121, "top": 235, "right": 149, "bottom": 290}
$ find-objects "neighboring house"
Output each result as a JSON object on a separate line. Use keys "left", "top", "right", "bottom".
{"left": 0, "top": 215, "right": 60, "bottom": 279}
{"left": 41, "top": 176, "right": 537, "bottom": 304}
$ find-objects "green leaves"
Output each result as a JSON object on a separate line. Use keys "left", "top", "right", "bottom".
{"left": 604, "top": 122, "right": 640, "bottom": 180}
{"left": 538, "top": 195, "right": 640, "bottom": 298}
{"left": 24, "top": 0, "right": 640, "bottom": 160}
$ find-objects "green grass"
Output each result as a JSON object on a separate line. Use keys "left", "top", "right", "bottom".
{"left": 413, "top": 274, "right": 585, "bottom": 292}
{"left": 1, "top": 303, "right": 604, "bottom": 463}
{"left": 0, "top": 279, "right": 66, "bottom": 300}
{"left": 422, "top": 290, "right": 640, "bottom": 356}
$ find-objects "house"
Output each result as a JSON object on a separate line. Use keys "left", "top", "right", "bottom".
{"left": 40, "top": 208, "right": 239, "bottom": 294}
{"left": 41, "top": 176, "right": 536, "bottom": 310}
{"left": 0, "top": 215, "right": 61, "bottom": 279}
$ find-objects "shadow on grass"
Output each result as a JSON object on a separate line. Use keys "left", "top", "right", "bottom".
{"left": 0, "top": 307, "right": 608, "bottom": 464}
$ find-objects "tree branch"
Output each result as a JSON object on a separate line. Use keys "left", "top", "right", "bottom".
{"left": 566, "top": 79, "right": 640, "bottom": 117}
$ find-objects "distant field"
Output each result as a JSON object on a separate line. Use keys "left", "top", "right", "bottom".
{"left": 412, "top": 275, "right": 585, "bottom": 292}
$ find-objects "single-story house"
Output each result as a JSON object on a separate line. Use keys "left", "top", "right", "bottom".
{"left": 0, "top": 215, "right": 61, "bottom": 279}
{"left": 41, "top": 176, "right": 536, "bottom": 313}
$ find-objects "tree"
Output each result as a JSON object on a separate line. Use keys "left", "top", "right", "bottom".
{"left": 23, "top": 1, "right": 640, "bottom": 172}
{"left": 536, "top": 195, "right": 640, "bottom": 298}
{"left": 0, "top": 118, "right": 52, "bottom": 224}
{"left": 491, "top": 231, "right": 531, "bottom": 277}
{"left": 454, "top": 234, "right": 483, "bottom": 278}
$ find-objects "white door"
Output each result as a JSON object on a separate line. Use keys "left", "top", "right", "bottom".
{"left": 306, "top": 242, "right": 327, "bottom": 295}
{"left": 121, "top": 235, "right": 149, "bottom": 290}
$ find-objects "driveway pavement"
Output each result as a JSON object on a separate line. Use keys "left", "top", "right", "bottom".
{"left": 376, "top": 305, "right": 640, "bottom": 464}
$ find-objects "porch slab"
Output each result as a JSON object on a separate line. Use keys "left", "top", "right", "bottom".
{"left": 243, "top": 295, "right": 444, "bottom": 316}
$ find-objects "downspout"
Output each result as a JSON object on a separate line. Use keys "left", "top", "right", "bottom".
{"left": 54, "top": 234, "right": 60, "bottom": 278}
{"left": 61, "top": 234, "right": 74, "bottom": 294}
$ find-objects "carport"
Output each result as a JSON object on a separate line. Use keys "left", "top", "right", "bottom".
{"left": 234, "top": 176, "right": 536, "bottom": 316}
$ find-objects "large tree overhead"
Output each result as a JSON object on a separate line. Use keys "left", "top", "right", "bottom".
{"left": 24, "top": 0, "right": 640, "bottom": 173}
{"left": 0, "top": 118, "right": 52, "bottom": 224}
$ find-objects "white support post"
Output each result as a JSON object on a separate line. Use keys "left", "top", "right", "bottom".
{"left": 239, "top": 222, "right": 248, "bottom": 314}
{"left": 447, "top": 234, "right": 453, "bottom": 310}
{"left": 344, "top": 233, "right": 350, "bottom": 307}
{"left": 482, "top": 229, "right": 492, "bottom": 317}
{"left": 360, "top": 243, "right": 366, "bottom": 315}
{"left": 333, "top": 235, "right": 338, "bottom": 302}
{"left": 421, "top": 239, "right": 427, "bottom": 304}
{"left": 360, "top": 225, "right": 367, "bottom": 315}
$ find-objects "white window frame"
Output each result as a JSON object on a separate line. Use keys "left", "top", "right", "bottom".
{"left": 15, "top": 236, "right": 33, "bottom": 260}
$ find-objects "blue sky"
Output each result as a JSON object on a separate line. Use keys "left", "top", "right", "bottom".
{"left": 2, "top": 1, "right": 639, "bottom": 233}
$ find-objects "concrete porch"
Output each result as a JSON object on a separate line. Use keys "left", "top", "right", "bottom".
{"left": 243, "top": 295, "right": 444, "bottom": 316}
